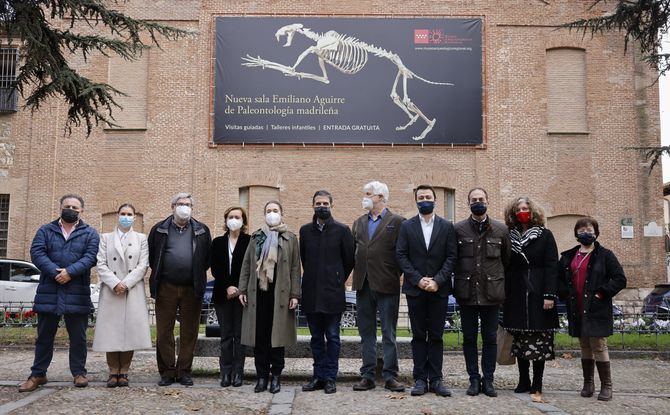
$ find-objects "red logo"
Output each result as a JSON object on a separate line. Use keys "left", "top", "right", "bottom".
{"left": 414, "top": 29, "right": 429, "bottom": 44}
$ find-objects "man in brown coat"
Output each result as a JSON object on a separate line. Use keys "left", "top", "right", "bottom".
{"left": 351, "top": 181, "right": 406, "bottom": 392}
{"left": 453, "top": 188, "right": 510, "bottom": 397}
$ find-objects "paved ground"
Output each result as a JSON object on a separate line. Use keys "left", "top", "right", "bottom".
{"left": 0, "top": 347, "right": 668, "bottom": 414}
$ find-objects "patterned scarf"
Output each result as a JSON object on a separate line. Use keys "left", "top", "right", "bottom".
{"left": 255, "top": 223, "right": 288, "bottom": 291}
{"left": 509, "top": 226, "right": 543, "bottom": 254}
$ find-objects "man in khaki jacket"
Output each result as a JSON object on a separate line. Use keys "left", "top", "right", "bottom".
{"left": 453, "top": 188, "right": 510, "bottom": 397}
{"left": 351, "top": 181, "right": 405, "bottom": 392}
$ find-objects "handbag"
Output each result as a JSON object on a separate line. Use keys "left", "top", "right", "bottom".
{"left": 496, "top": 324, "right": 516, "bottom": 365}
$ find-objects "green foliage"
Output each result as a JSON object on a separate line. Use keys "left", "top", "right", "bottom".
{"left": 0, "top": 0, "right": 194, "bottom": 135}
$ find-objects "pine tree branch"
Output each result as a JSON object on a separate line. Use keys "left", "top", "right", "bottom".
{"left": 627, "top": 146, "right": 670, "bottom": 173}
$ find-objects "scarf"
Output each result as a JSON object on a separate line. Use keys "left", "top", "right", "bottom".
{"left": 255, "top": 223, "right": 288, "bottom": 291}
{"left": 509, "top": 226, "right": 543, "bottom": 255}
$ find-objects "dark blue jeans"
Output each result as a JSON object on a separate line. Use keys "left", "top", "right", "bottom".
{"left": 460, "top": 304, "right": 499, "bottom": 382}
{"left": 356, "top": 279, "right": 400, "bottom": 381}
{"left": 31, "top": 312, "right": 88, "bottom": 377}
{"left": 306, "top": 312, "right": 342, "bottom": 381}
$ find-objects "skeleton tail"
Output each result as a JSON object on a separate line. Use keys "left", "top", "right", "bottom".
{"left": 409, "top": 69, "right": 454, "bottom": 86}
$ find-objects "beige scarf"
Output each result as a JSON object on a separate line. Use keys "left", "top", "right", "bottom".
{"left": 256, "top": 223, "right": 288, "bottom": 291}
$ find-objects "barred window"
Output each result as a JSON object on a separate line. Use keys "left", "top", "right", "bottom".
{"left": 0, "top": 194, "right": 9, "bottom": 256}
{"left": 0, "top": 48, "right": 18, "bottom": 113}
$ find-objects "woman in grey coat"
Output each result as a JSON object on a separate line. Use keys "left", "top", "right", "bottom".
{"left": 239, "top": 200, "right": 301, "bottom": 394}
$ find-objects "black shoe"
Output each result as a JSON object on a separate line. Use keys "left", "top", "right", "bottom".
{"left": 269, "top": 376, "right": 281, "bottom": 394}
{"left": 232, "top": 373, "right": 243, "bottom": 387}
{"left": 352, "top": 378, "right": 375, "bottom": 391}
{"left": 410, "top": 379, "right": 428, "bottom": 396}
{"left": 324, "top": 380, "right": 337, "bottom": 394}
{"left": 429, "top": 379, "right": 452, "bottom": 397}
{"left": 178, "top": 375, "right": 194, "bottom": 386}
{"left": 466, "top": 379, "right": 480, "bottom": 396}
{"left": 158, "top": 376, "right": 174, "bottom": 386}
{"left": 481, "top": 378, "right": 497, "bottom": 397}
{"left": 384, "top": 378, "right": 406, "bottom": 392}
{"left": 514, "top": 377, "right": 531, "bottom": 393}
{"left": 254, "top": 377, "right": 268, "bottom": 393}
{"left": 220, "top": 373, "right": 231, "bottom": 387}
{"left": 302, "top": 378, "right": 325, "bottom": 392}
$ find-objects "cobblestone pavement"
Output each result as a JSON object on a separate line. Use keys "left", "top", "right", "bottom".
{"left": 0, "top": 348, "right": 668, "bottom": 414}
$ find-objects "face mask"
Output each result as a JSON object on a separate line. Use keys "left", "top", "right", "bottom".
{"left": 175, "top": 205, "right": 192, "bottom": 220}
{"left": 314, "top": 206, "right": 332, "bottom": 220}
{"left": 118, "top": 215, "right": 134, "bottom": 228}
{"left": 417, "top": 201, "right": 435, "bottom": 215}
{"left": 227, "top": 218, "right": 243, "bottom": 232}
{"left": 362, "top": 197, "right": 373, "bottom": 211}
{"left": 470, "top": 202, "right": 487, "bottom": 216}
{"left": 516, "top": 211, "right": 531, "bottom": 224}
{"left": 577, "top": 232, "right": 597, "bottom": 246}
{"left": 61, "top": 208, "right": 79, "bottom": 224}
{"left": 265, "top": 212, "right": 281, "bottom": 226}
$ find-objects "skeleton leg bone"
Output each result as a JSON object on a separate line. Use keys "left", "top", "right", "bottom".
{"left": 401, "top": 73, "right": 436, "bottom": 141}
{"left": 390, "top": 70, "right": 418, "bottom": 130}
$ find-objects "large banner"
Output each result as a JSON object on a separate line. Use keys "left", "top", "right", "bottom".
{"left": 213, "top": 16, "right": 482, "bottom": 144}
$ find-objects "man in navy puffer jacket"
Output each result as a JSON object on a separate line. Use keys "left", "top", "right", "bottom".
{"left": 19, "top": 194, "right": 100, "bottom": 393}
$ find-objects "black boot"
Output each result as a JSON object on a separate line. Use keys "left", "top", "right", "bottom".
{"left": 220, "top": 372, "right": 231, "bottom": 387}
{"left": 514, "top": 359, "right": 531, "bottom": 393}
{"left": 596, "top": 361, "right": 613, "bottom": 401}
{"left": 530, "top": 360, "right": 545, "bottom": 394}
{"left": 254, "top": 376, "right": 268, "bottom": 393}
{"left": 269, "top": 375, "right": 281, "bottom": 394}
{"left": 580, "top": 359, "right": 595, "bottom": 397}
{"left": 232, "top": 372, "right": 243, "bottom": 387}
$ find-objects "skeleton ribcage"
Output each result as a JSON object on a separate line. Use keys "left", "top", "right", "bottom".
{"left": 321, "top": 41, "right": 368, "bottom": 74}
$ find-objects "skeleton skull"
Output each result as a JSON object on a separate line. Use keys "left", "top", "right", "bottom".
{"left": 275, "top": 23, "right": 304, "bottom": 47}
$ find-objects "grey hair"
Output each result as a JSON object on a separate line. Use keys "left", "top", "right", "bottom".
{"left": 171, "top": 192, "right": 194, "bottom": 207}
{"left": 363, "top": 181, "right": 389, "bottom": 202}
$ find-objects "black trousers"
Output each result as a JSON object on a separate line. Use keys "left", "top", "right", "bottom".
{"left": 460, "top": 304, "right": 499, "bottom": 382}
{"left": 406, "top": 291, "right": 449, "bottom": 382}
{"left": 254, "top": 278, "right": 285, "bottom": 378}
{"left": 214, "top": 299, "right": 245, "bottom": 376}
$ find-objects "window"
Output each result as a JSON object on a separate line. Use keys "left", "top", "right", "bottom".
{"left": 0, "top": 194, "right": 9, "bottom": 256}
{"left": 106, "top": 52, "right": 148, "bottom": 129}
{"left": 239, "top": 185, "right": 280, "bottom": 231}
{"left": 10, "top": 263, "right": 39, "bottom": 283}
{"left": 0, "top": 47, "right": 18, "bottom": 113}
{"left": 546, "top": 48, "right": 588, "bottom": 133}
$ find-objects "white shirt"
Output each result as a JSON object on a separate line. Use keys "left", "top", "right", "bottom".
{"left": 420, "top": 214, "right": 435, "bottom": 250}
{"left": 228, "top": 238, "right": 235, "bottom": 275}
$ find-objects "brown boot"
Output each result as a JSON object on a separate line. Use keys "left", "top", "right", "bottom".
{"left": 580, "top": 359, "right": 595, "bottom": 397}
{"left": 595, "top": 361, "right": 612, "bottom": 401}
{"left": 73, "top": 374, "right": 89, "bottom": 388}
{"left": 18, "top": 376, "right": 47, "bottom": 393}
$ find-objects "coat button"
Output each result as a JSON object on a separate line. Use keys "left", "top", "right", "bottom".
{"left": 129, "top": 255, "right": 133, "bottom": 259}
{"left": 113, "top": 257, "right": 117, "bottom": 261}
{"left": 129, "top": 243, "right": 132, "bottom": 246}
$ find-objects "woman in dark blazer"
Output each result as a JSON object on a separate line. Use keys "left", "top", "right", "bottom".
{"left": 558, "top": 217, "right": 626, "bottom": 402}
{"left": 210, "top": 206, "right": 251, "bottom": 388}
{"left": 502, "top": 196, "right": 559, "bottom": 403}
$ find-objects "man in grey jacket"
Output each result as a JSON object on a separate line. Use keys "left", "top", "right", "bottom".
{"left": 453, "top": 188, "right": 510, "bottom": 397}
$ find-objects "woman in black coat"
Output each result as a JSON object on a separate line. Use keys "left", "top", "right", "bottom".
{"left": 210, "top": 206, "right": 251, "bottom": 388}
{"left": 502, "top": 196, "right": 559, "bottom": 403}
{"left": 558, "top": 217, "right": 626, "bottom": 402}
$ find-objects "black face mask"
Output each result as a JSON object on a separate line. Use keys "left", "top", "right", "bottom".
{"left": 417, "top": 201, "right": 435, "bottom": 215}
{"left": 314, "top": 206, "right": 332, "bottom": 220}
{"left": 577, "top": 232, "right": 597, "bottom": 246}
{"left": 470, "top": 202, "right": 487, "bottom": 216}
{"left": 61, "top": 208, "right": 79, "bottom": 224}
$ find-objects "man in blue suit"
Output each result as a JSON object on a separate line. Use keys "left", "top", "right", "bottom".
{"left": 396, "top": 185, "right": 457, "bottom": 397}
{"left": 19, "top": 194, "right": 100, "bottom": 392}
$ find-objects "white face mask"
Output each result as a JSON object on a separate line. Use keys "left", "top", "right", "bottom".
{"left": 175, "top": 205, "right": 192, "bottom": 220}
{"left": 227, "top": 218, "right": 243, "bottom": 232}
{"left": 362, "top": 197, "right": 373, "bottom": 211}
{"left": 265, "top": 212, "right": 282, "bottom": 226}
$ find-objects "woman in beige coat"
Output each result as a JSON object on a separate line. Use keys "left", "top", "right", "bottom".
{"left": 93, "top": 203, "right": 151, "bottom": 387}
{"left": 239, "top": 200, "right": 301, "bottom": 394}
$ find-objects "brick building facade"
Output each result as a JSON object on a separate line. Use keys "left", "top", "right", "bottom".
{"left": 0, "top": 1, "right": 665, "bottom": 293}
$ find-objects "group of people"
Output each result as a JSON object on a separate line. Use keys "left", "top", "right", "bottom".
{"left": 17, "top": 182, "right": 626, "bottom": 404}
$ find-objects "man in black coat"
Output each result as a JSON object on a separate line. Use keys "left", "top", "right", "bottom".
{"left": 396, "top": 185, "right": 457, "bottom": 397}
{"left": 299, "top": 190, "right": 355, "bottom": 394}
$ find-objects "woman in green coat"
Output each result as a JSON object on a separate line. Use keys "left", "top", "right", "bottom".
{"left": 239, "top": 200, "right": 301, "bottom": 394}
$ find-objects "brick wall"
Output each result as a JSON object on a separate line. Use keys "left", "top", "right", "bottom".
{"left": 0, "top": 0, "right": 664, "bottom": 289}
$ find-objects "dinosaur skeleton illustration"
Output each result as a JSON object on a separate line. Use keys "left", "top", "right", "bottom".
{"left": 242, "top": 23, "right": 453, "bottom": 141}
